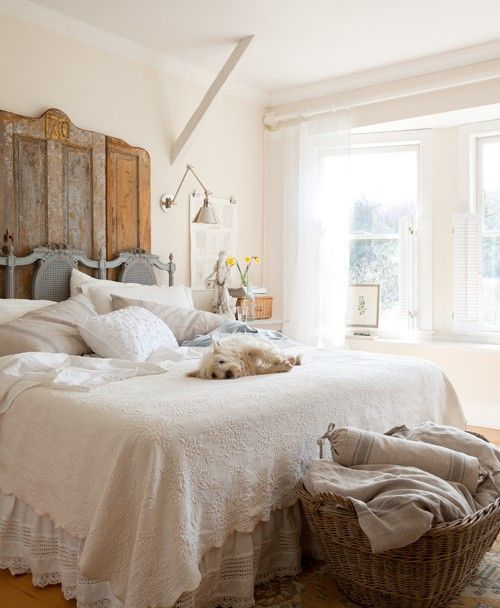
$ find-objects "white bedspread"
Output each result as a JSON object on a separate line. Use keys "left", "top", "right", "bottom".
{"left": 0, "top": 346, "right": 465, "bottom": 608}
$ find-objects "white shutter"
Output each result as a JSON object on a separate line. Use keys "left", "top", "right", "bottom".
{"left": 399, "top": 214, "right": 416, "bottom": 329}
{"left": 452, "top": 213, "right": 481, "bottom": 333}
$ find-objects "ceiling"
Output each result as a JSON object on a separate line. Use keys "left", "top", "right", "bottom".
{"left": 25, "top": 0, "right": 500, "bottom": 99}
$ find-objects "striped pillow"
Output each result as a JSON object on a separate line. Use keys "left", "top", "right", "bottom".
{"left": 0, "top": 294, "right": 97, "bottom": 356}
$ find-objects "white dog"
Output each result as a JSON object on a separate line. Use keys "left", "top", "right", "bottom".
{"left": 187, "top": 335, "right": 302, "bottom": 379}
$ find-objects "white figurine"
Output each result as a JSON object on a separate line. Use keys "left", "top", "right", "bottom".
{"left": 205, "top": 251, "right": 236, "bottom": 317}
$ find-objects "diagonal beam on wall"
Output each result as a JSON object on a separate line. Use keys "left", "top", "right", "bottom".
{"left": 171, "top": 35, "right": 255, "bottom": 164}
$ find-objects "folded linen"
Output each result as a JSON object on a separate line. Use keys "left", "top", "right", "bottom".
{"left": 387, "top": 421, "right": 500, "bottom": 507}
{"left": 323, "top": 425, "right": 481, "bottom": 494}
{"left": 303, "top": 459, "right": 477, "bottom": 553}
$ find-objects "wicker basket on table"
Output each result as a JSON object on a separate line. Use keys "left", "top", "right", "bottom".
{"left": 298, "top": 431, "right": 500, "bottom": 608}
{"left": 236, "top": 296, "right": 273, "bottom": 320}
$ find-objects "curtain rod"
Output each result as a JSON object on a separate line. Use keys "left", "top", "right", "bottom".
{"left": 264, "top": 105, "right": 351, "bottom": 130}
{"left": 263, "top": 67, "right": 500, "bottom": 130}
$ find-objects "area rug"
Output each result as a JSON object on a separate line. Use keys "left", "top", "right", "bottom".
{"left": 254, "top": 537, "right": 499, "bottom": 608}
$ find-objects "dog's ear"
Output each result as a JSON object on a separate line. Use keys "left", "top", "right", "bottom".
{"left": 186, "top": 369, "right": 200, "bottom": 378}
{"left": 212, "top": 338, "right": 221, "bottom": 353}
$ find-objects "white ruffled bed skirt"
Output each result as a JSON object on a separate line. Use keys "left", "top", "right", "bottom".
{"left": 0, "top": 490, "right": 303, "bottom": 608}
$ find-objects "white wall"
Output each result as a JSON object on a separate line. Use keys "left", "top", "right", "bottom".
{"left": 0, "top": 12, "right": 264, "bottom": 286}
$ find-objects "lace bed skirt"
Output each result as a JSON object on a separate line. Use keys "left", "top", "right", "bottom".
{"left": 0, "top": 490, "right": 302, "bottom": 608}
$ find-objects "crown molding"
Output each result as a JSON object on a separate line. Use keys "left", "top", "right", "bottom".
{"left": 0, "top": 0, "right": 269, "bottom": 105}
{"left": 269, "top": 39, "right": 500, "bottom": 107}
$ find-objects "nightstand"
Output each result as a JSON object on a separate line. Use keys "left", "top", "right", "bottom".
{"left": 247, "top": 318, "right": 284, "bottom": 332}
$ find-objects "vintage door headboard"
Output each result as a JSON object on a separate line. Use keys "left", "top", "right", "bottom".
{"left": 0, "top": 108, "right": 151, "bottom": 298}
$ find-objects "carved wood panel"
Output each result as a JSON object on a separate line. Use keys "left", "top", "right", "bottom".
{"left": 0, "top": 109, "right": 151, "bottom": 298}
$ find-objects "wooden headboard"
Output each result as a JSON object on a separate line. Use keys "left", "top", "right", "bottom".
{"left": 0, "top": 108, "right": 151, "bottom": 298}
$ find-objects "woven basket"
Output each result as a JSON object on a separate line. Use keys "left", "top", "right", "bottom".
{"left": 298, "top": 432, "right": 500, "bottom": 608}
{"left": 236, "top": 296, "right": 273, "bottom": 320}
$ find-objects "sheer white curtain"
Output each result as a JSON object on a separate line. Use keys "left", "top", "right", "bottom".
{"left": 280, "top": 112, "right": 351, "bottom": 347}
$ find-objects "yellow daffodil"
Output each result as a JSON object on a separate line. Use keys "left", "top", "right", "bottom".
{"left": 244, "top": 256, "right": 251, "bottom": 263}
{"left": 226, "top": 257, "right": 236, "bottom": 266}
{"left": 254, "top": 256, "right": 261, "bottom": 264}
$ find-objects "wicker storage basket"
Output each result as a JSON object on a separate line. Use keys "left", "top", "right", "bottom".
{"left": 236, "top": 296, "right": 273, "bottom": 320}
{"left": 298, "top": 432, "right": 500, "bottom": 608}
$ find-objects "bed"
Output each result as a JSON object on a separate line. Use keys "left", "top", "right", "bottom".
{"left": 0, "top": 245, "right": 465, "bottom": 608}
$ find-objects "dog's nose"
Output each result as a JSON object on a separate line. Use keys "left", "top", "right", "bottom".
{"left": 225, "top": 369, "right": 234, "bottom": 379}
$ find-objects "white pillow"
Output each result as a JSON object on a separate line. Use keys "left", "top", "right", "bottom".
{"left": 78, "top": 306, "right": 178, "bottom": 361}
{"left": 0, "top": 294, "right": 97, "bottom": 356}
{"left": 71, "top": 268, "right": 146, "bottom": 297}
{"left": 71, "top": 268, "right": 193, "bottom": 314}
{"left": 84, "top": 283, "right": 193, "bottom": 314}
{"left": 111, "top": 295, "right": 225, "bottom": 344}
{"left": 0, "top": 299, "right": 55, "bottom": 325}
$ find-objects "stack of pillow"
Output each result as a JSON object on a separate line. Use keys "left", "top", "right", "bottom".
{"left": 0, "top": 269, "right": 226, "bottom": 361}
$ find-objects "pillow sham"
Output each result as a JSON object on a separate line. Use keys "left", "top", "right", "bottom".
{"left": 84, "top": 282, "right": 193, "bottom": 314}
{"left": 70, "top": 268, "right": 147, "bottom": 296}
{"left": 78, "top": 306, "right": 178, "bottom": 361}
{"left": 70, "top": 268, "right": 194, "bottom": 312}
{"left": 0, "top": 299, "right": 55, "bottom": 325}
{"left": 0, "top": 294, "right": 97, "bottom": 356}
{"left": 111, "top": 295, "right": 225, "bottom": 344}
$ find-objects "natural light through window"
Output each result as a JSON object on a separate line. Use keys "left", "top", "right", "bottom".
{"left": 480, "top": 137, "right": 500, "bottom": 330}
{"left": 324, "top": 146, "right": 418, "bottom": 331}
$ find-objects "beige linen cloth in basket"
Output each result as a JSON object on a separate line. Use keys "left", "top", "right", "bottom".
{"left": 304, "top": 423, "right": 498, "bottom": 553}
{"left": 323, "top": 424, "right": 482, "bottom": 493}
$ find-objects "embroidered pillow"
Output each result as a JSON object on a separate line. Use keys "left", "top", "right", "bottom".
{"left": 78, "top": 306, "right": 178, "bottom": 361}
{"left": 111, "top": 295, "right": 225, "bottom": 344}
{"left": 0, "top": 294, "right": 96, "bottom": 356}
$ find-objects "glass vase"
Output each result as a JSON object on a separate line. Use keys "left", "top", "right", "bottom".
{"left": 241, "top": 280, "right": 256, "bottom": 321}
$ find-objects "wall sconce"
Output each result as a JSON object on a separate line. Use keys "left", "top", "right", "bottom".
{"left": 160, "top": 164, "right": 234, "bottom": 224}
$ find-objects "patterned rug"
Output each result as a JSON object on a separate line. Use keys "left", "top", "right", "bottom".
{"left": 254, "top": 537, "right": 500, "bottom": 608}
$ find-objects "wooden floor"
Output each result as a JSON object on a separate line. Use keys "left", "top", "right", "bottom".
{"left": 0, "top": 571, "right": 75, "bottom": 607}
{"left": 1, "top": 425, "right": 498, "bottom": 608}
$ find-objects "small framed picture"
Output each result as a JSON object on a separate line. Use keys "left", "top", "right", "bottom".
{"left": 347, "top": 284, "right": 380, "bottom": 328}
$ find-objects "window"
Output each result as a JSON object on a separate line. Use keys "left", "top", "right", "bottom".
{"left": 454, "top": 133, "right": 500, "bottom": 334}
{"left": 479, "top": 136, "right": 500, "bottom": 330}
{"left": 323, "top": 144, "right": 419, "bottom": 331}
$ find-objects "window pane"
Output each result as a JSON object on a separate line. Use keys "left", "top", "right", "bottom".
{"left": 483, "top": 236, "right": 500, "bottom": 278}
{"left": 349, "top": 150, "right": 417, "bottom": 234}
{"left": 482, "top": 236, "right": 500, "bottom": 327}
{"left": 482, "top": 140, "right": 500, "bottom": 232}
{"left": 349, "top": 239, "right": 399, "bottom": 327}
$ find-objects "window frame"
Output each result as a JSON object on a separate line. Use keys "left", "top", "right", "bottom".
{"left": 318, "top": 130, "right": 433, "bottom": 336}
{"left": 459, "top": 121, "right": 500, "bottom": 337}
{"left": 476, "top": 133, "right": 500, "bottom": 332}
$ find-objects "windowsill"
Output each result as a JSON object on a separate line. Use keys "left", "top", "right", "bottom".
{"left": 346, "top": 334, "right": 500, "bottom": 354}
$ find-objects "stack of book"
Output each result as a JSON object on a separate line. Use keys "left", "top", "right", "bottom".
{"left": 228, "top": 286, "right": 268, "bottom": 298}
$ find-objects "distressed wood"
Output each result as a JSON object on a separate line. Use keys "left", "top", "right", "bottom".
{"left": 0, "top": 109, "right": 107, "bottom": 297}
{"left": 0, "top": 109, "right": 151, "bottom": 297}
{"left": 171, "top": 35, "right": 254, "bottom": 163}
{"left": 106, "top": 137, "right": 150, "bottom": 278}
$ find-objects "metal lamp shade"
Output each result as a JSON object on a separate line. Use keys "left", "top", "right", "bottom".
{"left": 193, "top": 201, "right": 219, "bottom": 224}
